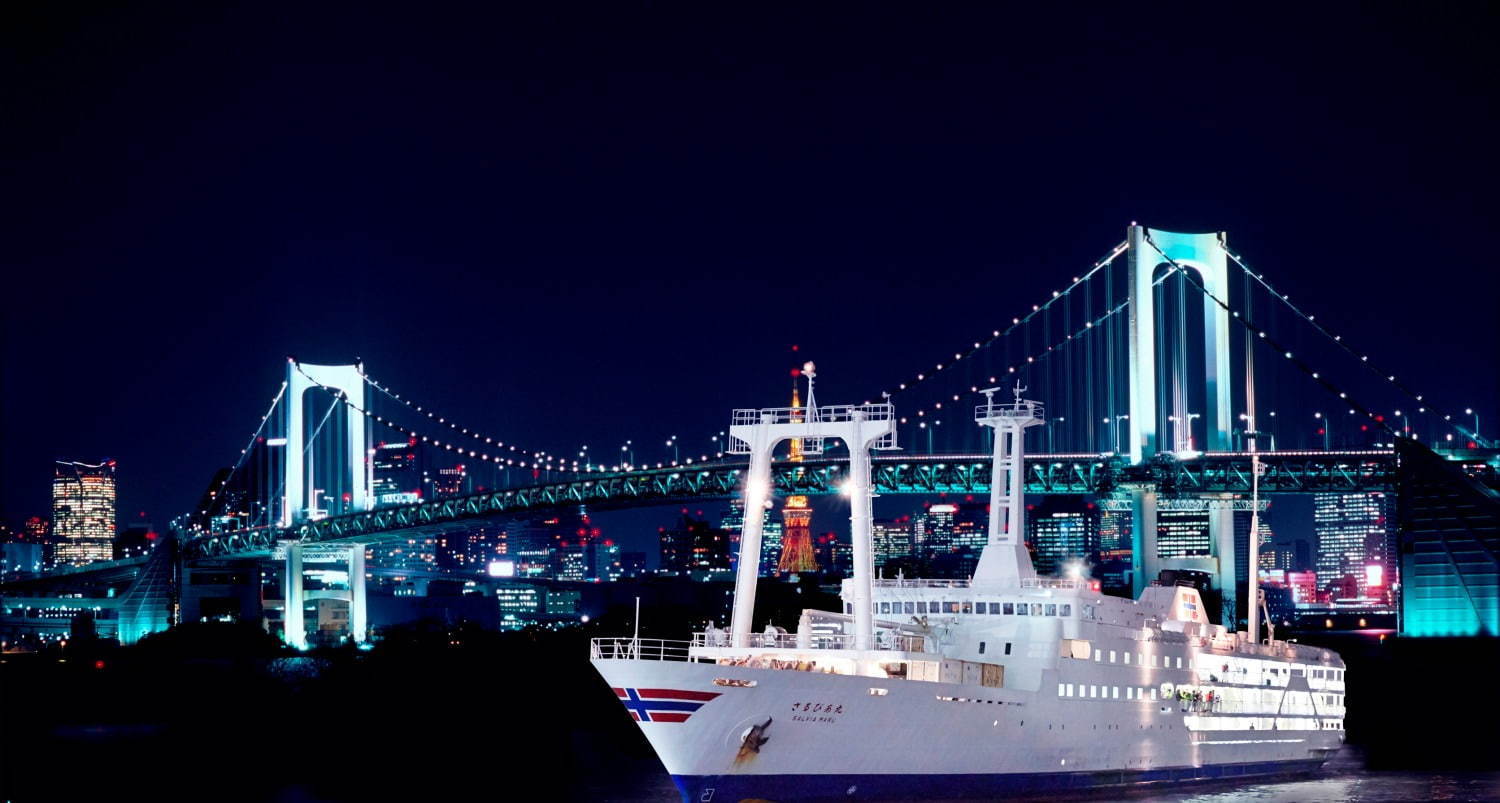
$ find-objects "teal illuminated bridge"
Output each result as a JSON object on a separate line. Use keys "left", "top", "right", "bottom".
{"left": 7, "top": 225, "right": 1497, "bottom": 642}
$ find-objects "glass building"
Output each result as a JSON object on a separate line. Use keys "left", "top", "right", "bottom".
{"left": 53, "top": 460, "right": 116, "bottom": 566}
{"left": 872, "top": 516, "right": 913, "bottom": 568}
{"left": 1156, "top": 509, "right": 1211, "bottom": 559}
{"left": 1026, "top": 498, "right": 1100, "bottom": 576}
{"left": 1314, "top": 492, "right": 1394, "bottom": 603}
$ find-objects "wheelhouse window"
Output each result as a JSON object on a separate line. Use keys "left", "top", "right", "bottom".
{"left": 1060, "top": 604, "right": 1072, "bottom": 616}
{"left": 1003, "top": 602, "right": 1015, "bottom": 615}
{"left": 1045, "top": 604, "right": 1057, "bottom": 616}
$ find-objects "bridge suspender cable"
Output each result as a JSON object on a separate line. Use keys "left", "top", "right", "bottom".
{"left": 1143, "top": 234, "right": 1400, "bottom": 440}
{"left": 178, "top": 381, "right": 287, "bottom": 530}
{"left": 1223, "top": 248, "right": 1486, "bottom": 447}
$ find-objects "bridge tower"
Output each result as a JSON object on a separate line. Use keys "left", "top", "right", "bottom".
{"left": 281, "top": 360, "right": 374, "bottom": 526}
{"left": 726, "top": 363, "right": 897, "bottom": 651}
{"left": 1126, "top": 226, "right": 1233, "bottom": 464}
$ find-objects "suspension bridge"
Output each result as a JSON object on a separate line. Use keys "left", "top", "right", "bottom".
{"left": 6, "top": 225, "right": 1497, "bottom": 644}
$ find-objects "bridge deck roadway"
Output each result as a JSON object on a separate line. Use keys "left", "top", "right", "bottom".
{"left": 181, "top": 449, "right": 1399, "bottom": 558}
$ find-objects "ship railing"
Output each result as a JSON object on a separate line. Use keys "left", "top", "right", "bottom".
{"left": 731, "top": 403, "right": 895, "bottom": 427}
{"left": 871, "top": 578, "right": 971, "bottom": 588}
{"left": 691, "top": 631, "right": 928, "bottom": 652}
{"left": 1020, "top": 577, "right": 1086, "bottom": 590}
{"left": 590, "top": 637, "right": 694, "bottom": 662}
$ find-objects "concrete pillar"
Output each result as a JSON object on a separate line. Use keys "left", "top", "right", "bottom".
{"left": 848, "top": 413, "right": 875, "bottom": 652}
{"left": 1130, "top": 488, "right": 1158, "bottom": 597}
{"left": 283, "top": 541, "right": 305, "bottom": 649}
{"left": 729, "top": 424, "right": 774, "bottom": 648}
{"left": 1209, "top": 500, "right": 1237, "bottom": 629}
{"left": 348, "top": 544, "right": 367, "bottom": 644}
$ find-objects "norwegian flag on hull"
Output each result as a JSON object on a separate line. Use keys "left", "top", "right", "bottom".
{"left": 613, "top": 687, "right": 721, "bottom": 723}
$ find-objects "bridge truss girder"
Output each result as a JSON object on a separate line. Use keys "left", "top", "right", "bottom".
{"left": 176, "top": 451, "right": 1398, "bottom": 558}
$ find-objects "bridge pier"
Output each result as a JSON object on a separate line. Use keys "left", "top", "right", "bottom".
{"left": 276, "top": 540, "right": 367, "bottom": 649}
{"left": 1130, "top": 488, "right": 1158, "bottom": 597}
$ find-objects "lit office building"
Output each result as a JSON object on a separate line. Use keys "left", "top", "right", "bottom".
{"left": 1314, "top": 492, "right": 1394, "bottom": 603}
{"left": 372, "top": 439, "right": 420, "bottom": 505}
{"left": 1156, "top": 509, "right": 1211, "bottom": 559}
{"left": 1098, "top": 507, "right": 1132, "bottom": 553}
{"left": 431, "top": 465, "right": 468, "bottom": 499}
{"left": 872, "top": 516, "right": 913, "bottom": 567}
{"left": 660, "top": 513, "right": 732, "bottom": 578}
{"left": 721, "top": 500, "right": 782, "bottom": 577}
{"left": 949, "top": 501, "right": 989, "bottom": 552}
{"left": 53, "top": 460, "right": 117, "bottom": 566}
{"left": 914, "top": 503, "right": 957, "bottom": 555}
{"left": 1026, "top": 498, "right": 1100, "bottom": 576}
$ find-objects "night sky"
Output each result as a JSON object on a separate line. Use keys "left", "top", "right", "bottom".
{"left": 4, "top": 4, "right": 1497, "bottom": 528}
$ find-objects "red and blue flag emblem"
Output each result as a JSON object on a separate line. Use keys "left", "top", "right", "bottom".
{"left": 613, "top": 687, "right": 720, "bottom": 723}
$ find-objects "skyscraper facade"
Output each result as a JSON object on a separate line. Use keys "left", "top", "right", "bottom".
{"left": 1026, "top": 497, "right": 1100, "bottom": 576}
{"left": 721, "top": 500, "right": 782, "bottom": 577}
{"left": 53, "top": 460, "right": 116, "bottom": 566}
{"left": 1314, "top": 492, "right": 1394, "bottom": 603}
{"left": 1155, "top": 509, "right": 1211, "bottom": 559}
{"left": 872, "top": 516, "right": 913, "bottom": 568}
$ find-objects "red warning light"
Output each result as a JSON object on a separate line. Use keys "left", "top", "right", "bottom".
{"left": 791, "top": 345, "right": 799, "bottom": 352}
{"left": 791, "top": 369, "right": 801, "bottom": 377}
{"left": 94, "top": 660, "right": 106, "bottom": 670}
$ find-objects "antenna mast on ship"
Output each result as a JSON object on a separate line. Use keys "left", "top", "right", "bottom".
{"left": 971, "top": 383, "right": 1045, "bottom": 584}
{"left": 1244, "top": 327, "right": 1264, "bottom": 644}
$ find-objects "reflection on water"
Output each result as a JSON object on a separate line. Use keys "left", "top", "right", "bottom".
{"left": 591, "top": 749, "right": 1500, "bottom": 802}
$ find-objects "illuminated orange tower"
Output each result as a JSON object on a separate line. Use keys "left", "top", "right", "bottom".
{"left": 788, "top": 370, "right": 805, "bottom": 462}
{"left": 777, "top": 495, "right": 818, "bottom": 574}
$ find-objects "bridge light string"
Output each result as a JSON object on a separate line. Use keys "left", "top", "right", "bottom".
{"left": 351, "top": 368, "right": 576, "bottom": 471}
{"left": 1223, "top": 248, "right": 1488, "bottom": 447}
{"left": 1144, "top": 235, "right": 1402, "bottom": 440}
{"left": 867, "top": 241, "right": 1127, "bottom": 406}
{"left": 883, "top": 261, "right": 1188, "bottom": 453}
{"left": 175, "top": 381, "right": 287, "bottom": 533}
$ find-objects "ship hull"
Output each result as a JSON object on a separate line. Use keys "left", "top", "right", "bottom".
{"left": 593, "top": 657, "right": 1339, "bottom": 802}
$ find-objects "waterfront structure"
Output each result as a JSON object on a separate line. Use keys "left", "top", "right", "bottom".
{"left": 53, "top": 460, "right": 117, "bottom": 566}
{"left": 777, "top": 496, "right": 817, "bottom": 575}
{"left": 1314, "top": 492, "right": 1394, "bottom": 603}
{"left": 593, "top": 377, "right": 1345, "bottom": 800}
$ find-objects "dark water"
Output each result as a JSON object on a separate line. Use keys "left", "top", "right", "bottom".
{"left": 580, "top": 749, "right": 1500, "bottom": 802}
{"left": 5, "top": 627, "right": 1499, "bottom": 802}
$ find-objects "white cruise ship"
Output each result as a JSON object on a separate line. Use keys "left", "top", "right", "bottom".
{"left": 591, "top": 378, "right": 1346, "bottom": 802}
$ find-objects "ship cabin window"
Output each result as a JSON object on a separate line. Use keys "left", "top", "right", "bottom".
{"left": 1089, "top": 685, "right": 1097, "bottom": 698}
{"left": 989, "top": 602, "right": 1002, "bottom": 614}
{"left": 1176, "top": 657, "right": 1183, "bottom": 669}
{"left": 1045, "top": 604, "right": 1057, "bottom": 616}
{"left": 1113, "top": 687, "right": 1119, "bottom": 699}
{"left": 1094, "top": 651, "right": 1102, "bottom": 662}
{"left": 1109, "top": 650, "right": 1117, "bottom": 663}
{"left": 905, "top": 602, "right": 915, "bottom": 614}
{"left": 1031, "top": 603, "right": 1042, "bottom": 616}
{"left": 962, "top": 602, "right": 973, "bottom": 614}
{"left": 1060, "top": 604, "right": 1072, "bottom": 616}
{"left": 929, "top": 601, "right": 941, "bottom": 614}
{"left": 1151, "top": 655, "right": 1158, "bottom": 667}
{"left": 1123, "top": 652, "right": 1131, "bottom": 665}
{"left": 1004, "top": 642, "right": 1012, "bottom": 655}
{"left": 946, "top": 601, "right": 959, "bottom": 613}
{"left": 1017, "top": 604, "right": 1030, "bottom": 616}
{"left": 1003, "top": 603, "right": 1015, "bottom": 615}
{"left": 845, "top": 603, "right": 853, "bottom": 614}
{"left": 1064, "top": 683, "right": 1073, "bottom": 696}
{"left": 879, "top": 602, "right": 890, "bottom": 614}
{"left": 979, "top": 641, "right": 985, "bottom": 654}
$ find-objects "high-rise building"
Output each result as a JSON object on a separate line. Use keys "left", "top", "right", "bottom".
{"left": 721, "top": 500, "right": 782, "bottom": 577}
{"left": 1026, "top": 497, "right": 1100, "bottom": 576}
{"left": 949, "top": 501, "right": 989, "bottom": 553}
{"left": 1155, "top": 509, "right": 1211, "bottom": 559}
{"left": 114, "top": 520, "right": 156, "bottom": 560}
{"left": 815, "top": 531, "right": 853, "bottom": 576}
{"left": 659, "top": 513, "right": 731, "bottom": 578}
{"left": 53, "top": 460, "right": 116, "bottom": 566}
{"left": 431, "top": 465, "right": 468, "bottom": 499}
{"left": 872, "top": 516, "right": 913, "bottom": 568}
{"left": 1314, "top": 492, "right": 1394, "bottom": 603}
{"left": 619, "top": 551, "right": 649, "bottom": 578}
{"left": 777, "top": 496, "right": 818, "bottom": 574}
{"left": 1098, "top": 507, "right": 1132, "bottom": 553}
{"left": 914, "top": 503, "right": 957, "bottom": 556}
{"left": 372, "top": 439, "right": 421, "bottom": 505}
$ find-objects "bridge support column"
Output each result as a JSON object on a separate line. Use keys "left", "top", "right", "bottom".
{"left": 1130, "top": 488, "right": 1158, "bottom": 597}
{"left": 348, "top": 544, "right": 367, "bottom": 644}
{"left": 282, "top": 541, "right": 306, "bottom": 649}
{"left": 1209, "top": 498, "right": 1237, "bottom": 629}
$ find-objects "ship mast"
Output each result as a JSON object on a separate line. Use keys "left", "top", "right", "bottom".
{"left": 1245, "top": 329, "right": 1263, "bottom": 644}
{"left": 971, "top": 383, "right": 1045, "bottom": 584}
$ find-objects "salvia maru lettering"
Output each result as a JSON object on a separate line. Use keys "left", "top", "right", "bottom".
{"left": 590, "top": 374, "right": 1345, "bottom": 802}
